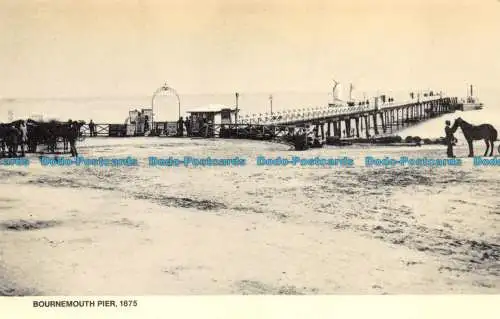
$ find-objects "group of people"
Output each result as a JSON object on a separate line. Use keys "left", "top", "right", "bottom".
{"left": 134, "top": 111, "right": 150, "bottom": 134}
{"left": 176, "top": 115, "right": 212, "bottom": 137}
{"left": 292, "top": 126, "right": 325, "bottom": 150}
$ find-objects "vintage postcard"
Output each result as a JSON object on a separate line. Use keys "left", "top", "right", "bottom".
{"left": 0, "top": 0, "right": 499, "bottom": 316}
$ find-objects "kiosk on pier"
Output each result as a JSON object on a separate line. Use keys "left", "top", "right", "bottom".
{"left": 125, "top": 108, "right": 153, "bottom": 136}
{"left": 185, "top": 104, "right": 237, "bottom": 137}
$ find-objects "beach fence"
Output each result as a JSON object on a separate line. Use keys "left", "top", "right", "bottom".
{"left": 80, "top": 121, "right": 181, "bottom": 137}
{"left": 80, "top": 123, "right": 110, "bottom": 137}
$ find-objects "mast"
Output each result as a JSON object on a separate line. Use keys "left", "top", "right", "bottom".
{"left": 269, "top": 94, "right": 273, "bottom": 115}
{"left": 470, "top": 84, "right": 473, "bottom": 97}
{"left": 332, "top": 80, "right": 339, "bottom": 103}
{"left": 235, "top": 92, "right": 239, "bottom": 123}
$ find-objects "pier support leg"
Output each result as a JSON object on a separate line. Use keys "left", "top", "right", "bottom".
{"left": 381, "top": 112, "right": 386, "bottom": 134}
{"left": 373, "top": 113, "right": 379, "bottom": 135}
{"left": 393, "top": 110, "right": 396, "bottom": 128}
{"left": 326, "top": 122, "right": 331, "bottom": 137}
{"left": 320, "top": 123, "right": 325, "bottom": 141}
{"left": 390, "top": 110, "right": 394, "bottom": 133}
{"left": 386, "top": 111, "right": 390, "bottom": 129}
{"left": 364, "top": 116, "right": 370, "bottom": 138}
{"left": 355, "top": 117, "right": 360, "bottom": 138}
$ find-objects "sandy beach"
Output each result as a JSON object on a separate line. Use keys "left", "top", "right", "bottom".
{"left": 2, "top": 5, "right": 500, "bottom": 319}
{"left": 0, "top": 136, "right": 498, "bottom": 295}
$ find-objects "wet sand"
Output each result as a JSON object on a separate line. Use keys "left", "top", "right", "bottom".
{"left": 0, "top": 137, "right": 499, "bottom": 295}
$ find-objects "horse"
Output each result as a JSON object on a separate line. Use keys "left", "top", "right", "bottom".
{"left": 0, "top": 123, "right": 23, "bottom": 157}
{"left": 51, "top": 120, "right": 85, "bottom": 156}
{"left": 8, "top": 120, "right": 27, "bottom": 156}
{"left": 26, "top": 119, "right": 84, "bottom": 156}
{"left": 26, "top": 119, "right": 55, "bottom": 153}
{"left": 451, "top": 117, "right": 498, "bottom": 157}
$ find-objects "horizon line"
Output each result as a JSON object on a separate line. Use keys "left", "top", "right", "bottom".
{"left": 0, "top": 88, "right": 451, "bottom": 101}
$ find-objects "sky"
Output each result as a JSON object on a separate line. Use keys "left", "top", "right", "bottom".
{"left": 1, "top": 0, "right": 499, "bottom": 98}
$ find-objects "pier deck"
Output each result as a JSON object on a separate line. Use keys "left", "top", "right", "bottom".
{"left": 80, "top": 96, "right": 459, "bottom": 145}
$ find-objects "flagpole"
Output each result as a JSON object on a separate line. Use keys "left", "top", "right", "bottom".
{"left": 269, "top": 94, "right": 273, "bottom": 115}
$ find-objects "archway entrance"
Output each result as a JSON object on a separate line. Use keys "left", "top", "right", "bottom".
{"left": 151, "top": 82, "right": 181, "bottom": 132}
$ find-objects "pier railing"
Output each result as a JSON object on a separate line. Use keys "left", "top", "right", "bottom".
{"left": 238, "top": 95, "right": 448, "bottom": 126}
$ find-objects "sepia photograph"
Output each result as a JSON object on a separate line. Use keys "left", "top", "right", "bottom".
{"left": 0, "top": 0, "right": 499, "bottom": 300}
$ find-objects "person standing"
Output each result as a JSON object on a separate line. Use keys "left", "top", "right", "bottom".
{"left": 206, "top": 118, "right": 212, "bottom": 137}
{"left": 177, "top": 117, "right": 184, "bottom": 137}
{"left": 445, "top": 120, "right": 455, "bottom": 158}
{"left": 139, "top": 111, "right": 145, "bottom": 135}
{"left": 19, "top": 120, "right": 28, "bottom": 156}
{"left": 195, "top": 116, "right": 203, "bottom": 137}
{"left": 89, "top": 119, "right": 95, "bottom": 137}
{"left": 185, "top": 116, "right": 191, "bottom": 137}
{"left": 144, "top": 115, "right": 149, "bottom": 132}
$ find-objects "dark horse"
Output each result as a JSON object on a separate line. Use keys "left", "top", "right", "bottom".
{"left": 26, "top": 119, "right": 56, "bottom": 153}
{"left": 54, "top": 120, "right": 85, "bottom": 156}
{"left": 26, "top": 119, "right": 84, "bottom": 156}
{"left": 0, "top": 122, "right": 23, "bottom": 157}
{"left": 11, "top": 120, "right": 27, "bottom": 156}
{"left": 451, "top": 117, "right": 497, "bottom": 157}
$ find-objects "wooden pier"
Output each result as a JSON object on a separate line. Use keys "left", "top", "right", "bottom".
{"left": 80, "top": 95, "right": 460, "bottom": 146}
